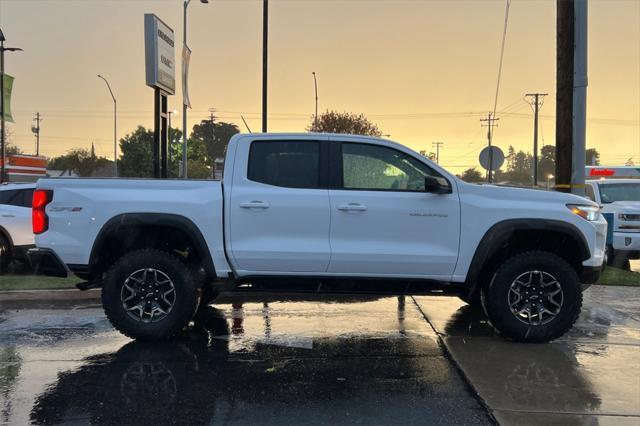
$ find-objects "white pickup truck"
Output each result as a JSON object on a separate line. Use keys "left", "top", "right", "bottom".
{"left": 584, "top": 176, "right": 640, "bottom": 269}
{"left": 29, "top": 133, "right": 607, "bottom": 342}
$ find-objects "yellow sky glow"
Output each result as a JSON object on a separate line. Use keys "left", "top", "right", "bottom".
{"left": 1, "top": 0, "right": 638, "bottom": 174}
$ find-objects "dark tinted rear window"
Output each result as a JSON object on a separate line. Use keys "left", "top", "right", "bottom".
{"left": 248, "top": 141, "right": 320, "bottom": 189}
{"left": 0, "top": 189, "right": 34, "bottom": 207}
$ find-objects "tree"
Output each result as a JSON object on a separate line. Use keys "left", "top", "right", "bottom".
{"left": 118, "top": 126, "right": 156, "bottom": 178}
{"left": 538, "top": 144, "right": 555, "bottom": 181}
{"left": 48, "top": 147, "right": 112, "bottom": 177}
{"left": 118, "top": 125, "right": 217, "bottom": 179}
{"left": 307, "top": 110, "right": 382, "bottom": 136}
{"left": 586, "top": 148, "right": 600, "bottom": 166}
{"left": 190, "top": 116, "right": 240, "bottom": 163}
{"left": 504, "top": 145, "right": 533, "bottom": 185}
{"left": 458, "top": 168, "right": 484, "bottom": 183}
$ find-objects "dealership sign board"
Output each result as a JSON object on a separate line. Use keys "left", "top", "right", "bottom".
{"left": 144, "top": 14, "right": 175, "bottom": 95}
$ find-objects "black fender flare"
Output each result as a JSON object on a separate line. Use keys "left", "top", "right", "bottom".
{"left": 89, "top": 213, "right": 216, "bottom": 278}
{"left": 464, "top": 218, "right": 590, "bottom": 289}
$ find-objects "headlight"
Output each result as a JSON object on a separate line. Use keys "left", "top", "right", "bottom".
{"left": 567, "top": 204, "right": 601, "bottom": 221}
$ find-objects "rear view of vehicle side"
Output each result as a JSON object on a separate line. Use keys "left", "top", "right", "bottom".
{"left": 29, "top": 133, "right": 607, "bottom": 343}
{"left": 0, "top": 183, "right": 36, "bottom": 273}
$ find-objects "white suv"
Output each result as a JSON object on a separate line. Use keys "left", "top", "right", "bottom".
{"left": 0, "top": 183, "right": 36, "bottom": 272}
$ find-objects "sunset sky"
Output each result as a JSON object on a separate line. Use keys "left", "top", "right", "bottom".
{"left": 1, "top": 0, "right": 638, "bottom": 174}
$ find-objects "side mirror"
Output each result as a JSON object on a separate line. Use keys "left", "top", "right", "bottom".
{"left": 424, "top": 176, "right": 451, "bottom": 194}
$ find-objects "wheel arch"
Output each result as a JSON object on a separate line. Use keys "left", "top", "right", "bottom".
{"left": 89, "top": 213, "right": 216, "bottom": 281}
{"left": 0, "top": 225, "right": 14, "bottom": 248}
{"left": 464, "top": 219, "right": 590, "bottom": 295}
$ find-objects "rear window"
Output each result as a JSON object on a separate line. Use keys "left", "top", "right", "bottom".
{"left": 248, "top": 141, "right": 321, "bottom": 189}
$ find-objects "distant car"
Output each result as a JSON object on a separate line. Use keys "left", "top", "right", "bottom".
{"left": 585, "top": 177, "right": 640, "bottom": 269}
{"left": 0, "top": 183, "right": 36, "bottom": 272}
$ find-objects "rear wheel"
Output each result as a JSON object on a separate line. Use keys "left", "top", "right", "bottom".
{"left": 0, "top": 235, "right": 10, "bottom": 274}
{"left": 482, "top": 251, "right": 582, "bottom": 343}
{"left": 102, "top": 249, "right": 200, "bottom": 340}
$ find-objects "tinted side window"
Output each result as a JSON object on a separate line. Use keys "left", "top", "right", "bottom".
{"left": 0, "top": 190, "right": 19, "bottom": 206}
{"left": 248, "top": 141, "right": 321, "bottom": 189}
{"left": 20, "top": 189, "right": 34, "bottom": 208}
{"left": 341, "top": 143, "right": 441, "bottom": 191}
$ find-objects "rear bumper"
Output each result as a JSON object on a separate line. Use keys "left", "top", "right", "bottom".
{"left": 27, "top": 248, "right": 69, "bottom": 278}
{"left": 12, "top": 244, "right": 35, "bottom": 259}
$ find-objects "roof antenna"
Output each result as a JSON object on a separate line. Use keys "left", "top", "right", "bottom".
{"left": 240, "top": 115, "right": 252, "bottom": 133}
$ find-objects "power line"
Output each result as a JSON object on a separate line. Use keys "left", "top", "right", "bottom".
{"left": 492, "top": 0, "right": 512, "bottom": 118}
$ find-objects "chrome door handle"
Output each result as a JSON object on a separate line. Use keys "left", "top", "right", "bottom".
{"left": 240, "top": 201, "right": 270, "bottom": 209}
{"left": 337, "top": 203, "right": 367, "bottom": 212}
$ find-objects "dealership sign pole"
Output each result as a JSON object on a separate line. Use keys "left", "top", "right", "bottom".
{"left": 145, "top": 14, "right": 175, "bottom": 178}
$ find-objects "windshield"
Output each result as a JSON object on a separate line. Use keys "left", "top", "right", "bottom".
{"left": 598, "top": 182, "right": 640, "bottom": 203}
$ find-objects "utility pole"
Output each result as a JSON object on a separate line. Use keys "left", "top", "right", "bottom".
{"left": 480, "top": 113, "right": 499, "bottom": 182}
{"left": 432, "top": 141, "right": 444, "bottom": 164}
{"left": 525, "top": 93, "right": 548, "bottom": 186}
{"left": 32, "top": 112, "right": 41, "bottom": 155}
{"left": 262, "top": 0, "right": 268, "bottom": 133}
{"left": 0, "top": 28, "right": 22, "bottom": 183}
{"left": 556, "top": 0, "right": 587, "bottom": 195}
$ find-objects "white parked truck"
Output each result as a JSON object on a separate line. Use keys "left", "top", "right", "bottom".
{"left": 584, "top": 169, "right": 640, "bottom": 268}
{"left": 29, "top": 133, "right": 607, "bottom": 342}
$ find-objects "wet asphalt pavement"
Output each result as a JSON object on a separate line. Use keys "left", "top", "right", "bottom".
{"left": 0, "top": 293, "right": 491, "bottom": 425}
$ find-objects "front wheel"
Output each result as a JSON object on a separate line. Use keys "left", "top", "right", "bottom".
{"left": 482, "top": 251, "right": 582, "bottom": 343}
{"left": 102, "top": 249, "right": 200, "bottom": 340}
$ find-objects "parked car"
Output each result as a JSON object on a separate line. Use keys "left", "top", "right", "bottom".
{"left": 0, "top": 182, "right": 35, "bottom": 272}
{"left": 584, "top": 172, "right": 640, "bottom": 270}
{"left": 29, "top": 133, "right": 606, "bottom": 342}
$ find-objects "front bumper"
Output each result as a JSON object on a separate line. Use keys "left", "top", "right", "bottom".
{"left": 27, "top": 248, "right": 69, "bottom": 278}
{"left": 612, "top": 231, "right": 640, "bottom": 253}
{"left": 579, "top": 265, "right": 601, "bottom": 285}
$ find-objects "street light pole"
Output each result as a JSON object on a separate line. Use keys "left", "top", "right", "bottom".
{"left": 0, "top": 28, "right": 23, "bottom": 183}
{"left": 262, "top": 0, "right": 268, "bottom": 133}
{"left": 312, "top": 71, "right": 318, "bottom": 129}
{"left": 182, "top": 0, "right": 209, "bottom": 179}
{"left": 97, "top": 74, "right": 117, "bottom": 177}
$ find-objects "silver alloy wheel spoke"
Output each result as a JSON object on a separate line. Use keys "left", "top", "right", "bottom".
{"left": 508, "top": 270, "right": 563, "bottom": 326}
{"left": 121, "top": 268, "right": 176, "bottom": 323}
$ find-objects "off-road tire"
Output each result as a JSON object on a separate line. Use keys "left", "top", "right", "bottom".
{"left": 198, "top": 283, "right": 220, "bottom": 310}
{"left": 102, "top": 249, "right": 200, "bottom": 340}
{"left": 482, "top": 251, "right": 582, "bottom": 343}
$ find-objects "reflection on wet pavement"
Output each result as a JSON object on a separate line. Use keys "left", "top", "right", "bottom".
{"left": 414, "top": 285, "right": 640, "bottom": 425}
{"left": 0, "top": 294, "right": 491, "bottom": 425}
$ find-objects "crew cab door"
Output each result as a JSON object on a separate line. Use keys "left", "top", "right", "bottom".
{"left": 227, "top": 137, "right": 331, "bottom": 273}
{"left": 327, "top": 140, "right": 460, "bottom": 278}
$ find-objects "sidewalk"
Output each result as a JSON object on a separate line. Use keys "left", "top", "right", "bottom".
{"left": 413, "top": 285, "right": 640, "bottom": 425}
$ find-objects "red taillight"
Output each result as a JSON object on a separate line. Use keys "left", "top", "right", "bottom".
{"left": 32, "top": 190, "right": 53, "bottom": 234}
